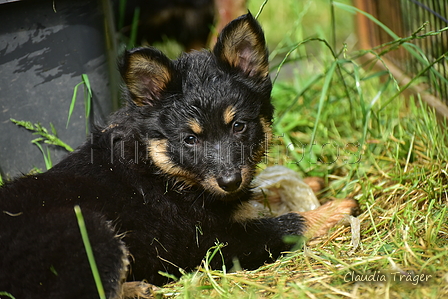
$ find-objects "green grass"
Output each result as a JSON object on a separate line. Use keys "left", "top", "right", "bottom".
{"left": 67, "top": 74, "right": 93, "bottom": 135}
{"left": 10, "top": 119, "right": 74, "bottom": 170}
{"left": 9, "top": 74, "right": 90, "bottom": 171}
{"left": 74, "top": 206, "right": 106, "bottom": 299}
{"left": 150, "top": 0, "right": 448, "bottom": 298}
{"left": 0, "top": 292, "right": 15, "bottom": 299}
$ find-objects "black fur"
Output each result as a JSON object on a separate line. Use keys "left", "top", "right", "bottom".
{"left": 0, "top": 14, "right": 307, "bottom": 298}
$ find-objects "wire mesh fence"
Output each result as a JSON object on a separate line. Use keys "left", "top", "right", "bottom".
{"left": 354, "top": 0, "right": 448, "bottom": 106}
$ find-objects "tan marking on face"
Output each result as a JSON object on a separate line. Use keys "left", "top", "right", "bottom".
{"left": 200, "top": 176, "right": 226, "bottom": 196}
{"left": 240, "top": 165, "right": 253, "bottom": 188}
{"left": 148, "top": 139, "right": 197, "bottom": 187}
{"left": 297, "top": 198, "right": 359, "bottom": 239}
{"left": 188, "top": 119, "right": 203, "bottom": 134}
{"left": 250, "top": 117, "right": 272, "bottom": 164}
{"left": 223, "top": 105, "right": 237, "bottom": 125}
{"left": 260, "top": 116, "right": 272, "bottom": 142}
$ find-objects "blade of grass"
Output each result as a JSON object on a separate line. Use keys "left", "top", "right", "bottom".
{"left": 82, "top": 74, "right": 92, "bottom": 135}
{"left": 360, "top": 77, "right": 390, "bottom": 148}
{"left": 74, "top": 205, "right": 106, "bottom": 299}
{"left": 255, "top": 0, "right": 269, "bottom": 19}
{"left": 333, "top": 2, "right": 399, "bottom": 39}
{"left": 32, "top": 141, "right": 53, "bottom": 170}
{"left": 0, "top": 292, "right": 16, "bottom": 299}
{"left": 128, "top": 7, "right": 140, "bottom": 49}
{"left": 379, "top": 52, "right": 447, "bottom": 111}
{"left": 68, "top": 74, "right": 93, "bottom": 134}
{"left": 200, "top": 243, "right": 229, "bottom": 296}
{"left": 272, "top": 37, "right": 337, "bottom": 85}
{"left": 274, "top": 73, "right": 323, "bottom": 124}
{"left": 82, "top": 74, "right": 92, "bottom": 114}
{"left": 309, "top": 59, "right": 337, "bottom": 148}
{"left": 118, "top": 0, "right": 127, "bottom": 30}
{"left": 9, "top": 119, "right": 74, "bottom": 152}
{"left": 67, "top": 81, "right": 84, "bottom": 129}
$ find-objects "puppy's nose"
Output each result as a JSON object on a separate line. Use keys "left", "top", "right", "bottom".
{"left": 217, "top": 172, "right": 242, "bottom": 192}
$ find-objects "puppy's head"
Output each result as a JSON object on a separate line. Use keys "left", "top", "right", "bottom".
{"left": 119, "top": 13, "right": 273, "bottom": 200}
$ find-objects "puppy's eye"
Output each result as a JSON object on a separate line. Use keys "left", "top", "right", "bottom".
{"left": 184, "top": 135, "right": 199, "bottom": 145}
{"left": 233, "top": 122, "right": 246, "bottom": 134}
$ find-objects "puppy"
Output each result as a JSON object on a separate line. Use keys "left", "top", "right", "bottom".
{"left": 0, "top": 13, "right": 357, "bottom": 299}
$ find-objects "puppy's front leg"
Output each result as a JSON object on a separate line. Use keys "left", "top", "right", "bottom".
{"left": 218, "top": 198, "right": 359, "bottom": 270}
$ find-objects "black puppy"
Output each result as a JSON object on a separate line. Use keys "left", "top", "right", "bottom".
{"left": 0, "top": 13, "right": 357, "bottom": 299}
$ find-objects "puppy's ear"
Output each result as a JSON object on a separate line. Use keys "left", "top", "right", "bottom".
{"left": 213, "top": 13, "right": 269, "bottom": 79}
{"left": 119, "top": 47, "right": 174, "bottom": 106}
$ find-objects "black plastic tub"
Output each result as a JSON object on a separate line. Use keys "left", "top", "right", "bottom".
{"left": 0, "top": 0, "right": 118, "bottom": 179}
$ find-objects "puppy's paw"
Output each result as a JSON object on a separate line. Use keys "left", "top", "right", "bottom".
{"left": 122, "top": 281, "right": 157, "bottom": 299}
{"left": 298, "top": 198, "right": 359, "bottom": 239}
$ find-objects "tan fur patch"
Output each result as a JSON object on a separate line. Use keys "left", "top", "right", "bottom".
{"left": 250, "top": 117, "right": 272, "bottom": 164}
{"left": 219, "top": 22, "right": 269, "bottom": 78}
{"left": 231, "top": 201, "right": 260, "bottom": 223}
{"left": 121, "top": 281, "right": 157, "bottom": 299}
{"left": 240, "top": 165, "right": 253, "bottom": 190}
{"left": 188, "top": 119, "right": 203, "bottom": 134}
{"left": 298, "top": 198, "right": 358, "bottom": 239}
{"left": 126, "top": 53, "right": 172, "bottom": 106}
{"left": 200, "top": 176, "right": 225, "bottom": 196}
{"left": 223, "top": 105, "right": 236, "bottom": 124}
{"left": 101, "top": 123, "right": 119, "bottom": 133}
{"left": 148, "top": 139, "right": 197, "bottom": 187}
{"left": 260, "top": 117, "right": 272, "bottom": 140}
